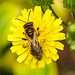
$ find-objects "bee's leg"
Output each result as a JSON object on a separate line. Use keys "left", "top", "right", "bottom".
{"left": 37, "top": 27, "right": 39, "bottom": 30}
{"left": 37, "top": 27, "right": 40, "bottom": 36}
{"left": 23, "top": 32, "right": 25, "bottom": 34}
{"left": 22, "top": 32, "right": 27, "bottom": 40}
{"left": 36, "top": 55, "right": 41, "bottom": 60}
{"left": 31, "top": 50, "right": 35, "bottom": 55}
{"left": 22, "top": 38, "right": 27, "bottom": 40}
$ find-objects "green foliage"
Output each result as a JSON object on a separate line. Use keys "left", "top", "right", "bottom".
{"left": 63, "top": 0, "right": 75, "bottom": 11}
{"left": 12, "top": 63, "right": 58, "bottom": 75}
{"left": 64, "top": 0, "right": 75, "bottom": 51}
{"left": 66, "top": 23, "right": 75, "bottom": 51}
{"left": 68, "top": 23, "right": 75, "bottom": 40}
{"left": 32, "top": 0, "right": 54, "bottom": 6}
{"left": 0, "top": 67, "right": 13, "bottom": 75}
{"left": 70, "top": 44, "right": 75, "bottom": 51}
{"left": 0, "top": 2, "right": 18, "bottom": 58}
{"left": 0, "top": 0, "right": 33, "bottom": 9}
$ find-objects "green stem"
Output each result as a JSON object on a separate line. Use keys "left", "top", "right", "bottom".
{"left": 48, "top": 5, "right": 68, "bottom": 27}
{"left": 72, "top": 11, "right": 75, "bottom": 21}
{"left": 41, "top": 6, "right": 45, "bottom": 13}
{"left": 49, "top": 5, "right": 58, "bottom": 18}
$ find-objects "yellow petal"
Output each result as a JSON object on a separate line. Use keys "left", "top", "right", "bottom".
{"left": 33, "top": 6, "right": 42, "bottom": 30}
{"left": 44, "top": 55, "right": 52, "bottom": 64}
{"left": 21, "top": 9, "right": 28, "bottom": 22}
{"left": 54, "top": 33, "right": 66, "bottom": 40}
{"left": 54, "top": 42, "right": 64, "bottom": 50}
{"left": 13, "top": 31, "right": 25, "bottom": 38}
{"left": 8, "top": 34, "right": 22, "bottom": 41}
{"left": 24, "top": 58, "right": 30, "bottom": 64}
{"left": 42, "top": 25, "right": 63, "bottom": 38}
{"left": 31, "top": 62, "right": 37, "bottom": 69}
{"left": 46, "top": 45, "right": 58, "bottom": 54}
{"left": 47, "top": 33, "right": 65, "bottom": 41}
{"left": 32, "top": 57, "right": 37, "bottom": 64}
{"left": 40, "top": 23, "right": 54, "bottom": 36}
{"left": 43, "top": 9, "right": 52, "bottom": 20}
{"left": 12, "top": 41, "right": 22, "bottom": 45}
{"left": 41, "top": 40, "right": 57, "bottom": 54}
{"left": 31, "top": 57, "right": 37, "bottom": 69}
{"left": 41, "top": 9, "right": 55, "bottom": 29}
{"left": 50, "top": 53, "right": 59, "bottom": 61}
{"left": 42, "top": 44, "right": 50, "bottom": 57}
{"left": 46, "top": 58, "right": 52, "bottom": 64}
{"left": 11, "top": 20, "right": 24, "bottom": 33}
{"left": 45, "top": 25, "right": 63, "bottom": 36}
{"left": 45, "top": 40, "right": 55, "bottom": 46}
{"left": 11, "top": 18, "right": 23, "bottom": 28}
{"left": 17, "top": 50, "right": 29, "bottom": 63}
{"left": 49, "top": 47, "right": 58, "bottom": 54}
{"left": 10, "top": 24, "right": 24, "bottom": 33}
{"left": 42, "top": 9, "right": 52, "bottom": 26}
{"left": 34, "top": 6, "right": 42, "bottom": 21}
{"left": 22, "top": 41, "right": 29, "bottom": 48}
{"left": 39, "top": 14, "right": 55, "bottom": 31}
{"left": 16, "top": 47, "right": 28, "bottom": 55}
{"left": 27, "top": 53, "right": 33, "bottom": 60}
{"left": 10, "top": 45, "right": 22, "bottom": 53}
{"left": 38, "top": 58, "right": 45, "bottom": 68}
{"left": 52, "top": 18, "right": 62, "bottom": 28}
{"left": 12, "top": 40, "right": 28, "bottom": 46}
{"left": 18, "top": 15, "right": 26, "bottom": 24}
{"left": 9, "top": 25, "right": 17, "bottom": 32}
{"left": 52, "top": 25, "right": 63, "bottom": 32}
{"left": 42, "top": 48, "right": 50, "bottom": 57}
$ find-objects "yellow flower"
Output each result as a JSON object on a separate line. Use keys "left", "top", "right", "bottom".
{"left": 8, "top": 6, "right": 65, "bottom": 68}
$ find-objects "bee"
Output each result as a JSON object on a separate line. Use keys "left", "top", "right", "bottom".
{"left": 15, "top": 10, "right": 42, "bottom": 60}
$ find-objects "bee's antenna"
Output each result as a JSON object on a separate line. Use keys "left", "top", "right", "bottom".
{"left": 15, "top": 18, "right": 26, "bottom": 23}
{"left": 27, "top": 10, "right": 31, "bottom": 22}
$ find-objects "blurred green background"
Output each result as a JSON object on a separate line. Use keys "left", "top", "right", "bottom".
{"left": 0, "top": 0, "right": 75, "bottom": 75}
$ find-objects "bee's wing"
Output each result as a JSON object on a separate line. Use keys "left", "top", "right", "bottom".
{"left": 25, "top": 33, "right": 32, "bottom": 45}
{"left": 26, "top": 30, "right": 38, "bottom": 46}
{"left": 32, "top": 31, "right": 38, "bottom": 44}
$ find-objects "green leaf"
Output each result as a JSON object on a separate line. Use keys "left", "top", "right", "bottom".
{"left": 66, "top": 33, "right": 75, "bottom": 51}
{"left": 63, "top": 0, "right": 75, "bottom": 11}
{"left": 32, "top": 0, "right": 54, "bottom": 6}
{"left": 70, "top": 44, "right": 75, "bottom": 51}
{"left": 68, "top": 23, "right": 75, "bottom": 40}
{"left": 66, "top": 23, "right": 75, "bottom": 51}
